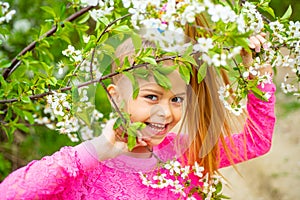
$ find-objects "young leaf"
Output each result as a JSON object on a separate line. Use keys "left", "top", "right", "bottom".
{"left": 179, "top": 65, "right": 190, "bottom": 84}
{"left": 21, "top": 96, "right": 31, "bottom": 104}
{"left": 127, "top": 128, "right": 137, "bottom": 151}
{"left": 113, "top": 117, "right": 124, "bottom": 130}
{"left": 197, "top": 63, "right": 208, "bottom": 83}
{"left": 130, "top": 122, "right": 146, "bottom": 131}
{"left": 181, "top": 55, "right": 198, "bottom": 66}
{"left": 141, "top": 57, "right": 157, "bottom": 66}
{"left": 281, "top": 5, "right": 292, "bottom": 20}
{"left": 23, "top": 111, "right": 35, "bottom": 125}
{"left": 131, "top": 32, "right": 142, "bottom": 53}
{"left": 250, "top": 86, "right": 268, "bottom": 101}
{"left": 113, "top": 25, "right": 131, "bottom": 33}
{"left": 153, "top": 70, "right": 172, "bottom": 89}
{"left": 156, "top": 65, "right": 177, "bottom": 75}
{"left": 123, "top": 71, "right": 139, "bottom": 99}
{"left": 71, "top": 86, "right": 80, "bottom": 102}
{"left": 40, "top": 6, "right": 57, "bottom": 18}
{"left": 15, "top": 123, "right": 30, "bottom": 133}
{"left": 134, "top": 68, "right": 149, "bottom": 79}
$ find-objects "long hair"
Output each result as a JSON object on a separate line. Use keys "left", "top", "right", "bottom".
{"left": 182, "top": 14, "right": 248, "bottom": 174}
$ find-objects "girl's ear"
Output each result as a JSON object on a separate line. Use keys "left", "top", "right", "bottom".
{"left": 107, "top": 84, "right": 121, "bottom": 106}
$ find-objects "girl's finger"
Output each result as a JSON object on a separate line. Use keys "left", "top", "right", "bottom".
{"left": 136, "top": 137, "right": 148, "bottom": 147}
{"left": 249, "top": 36, "right": 261, "bottom": 51}
{"left": 256, "top": 34, "right": 267, "bottom": 45}
{"left": 260, "top": 32, "right": 267, "bottom": 37}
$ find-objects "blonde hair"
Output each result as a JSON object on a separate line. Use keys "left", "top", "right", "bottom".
{"left": 182, "top": 14, "right": 249, "bottom": 175}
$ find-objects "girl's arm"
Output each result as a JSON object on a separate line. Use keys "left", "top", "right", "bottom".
{"left": 0, "top": 118, "right": 143, "bottom": 199}
{"left": 0, "top": 141, "right": 99, "bottom": 199}
{"left": 219, "top": 80, "right": 276, "bottom": 168}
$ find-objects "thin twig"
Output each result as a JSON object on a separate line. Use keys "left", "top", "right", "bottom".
{"left": 0, "top": 54, "right": 179, "bottom": 104}
{"left": 2, "top": 5, "right": 96, "bottom": 80}
{"left": 96, "top": 13, "right": 131, "bottom": 43}
{"left": 98, "top": 80, "right": 127, "bottom": 126}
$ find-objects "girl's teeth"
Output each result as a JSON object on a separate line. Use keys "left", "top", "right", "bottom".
{"left": 148, "top": 123, "right": 165, "bottom": 131}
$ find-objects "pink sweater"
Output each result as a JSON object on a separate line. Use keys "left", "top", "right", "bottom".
{"left": 0, "top": 83, "right": 276, "bottom": 200}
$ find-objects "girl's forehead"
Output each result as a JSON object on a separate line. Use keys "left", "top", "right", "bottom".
{"left": 138, "top": 71, "right": 187, "bottom": 93}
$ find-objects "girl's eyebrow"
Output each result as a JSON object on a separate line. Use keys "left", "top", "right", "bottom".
{"left": 140, "top": 88, "right": 164, "bottom": 95}
{"left": 175, "top": 92, "right": 187, "bottom": 96}
{"left": 140, "top": 88, "right": 186, "bottom": 96}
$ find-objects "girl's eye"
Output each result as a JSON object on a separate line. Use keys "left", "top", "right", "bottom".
{"left": 171, "top": 97, "right": 184, "bottom": 103}
{"left": 144, "top": 95, "right": 158, "bottom": 101}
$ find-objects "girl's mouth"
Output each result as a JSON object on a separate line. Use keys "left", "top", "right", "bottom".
{"left": 144, "top": 122, "right": 168, "bottom": 136}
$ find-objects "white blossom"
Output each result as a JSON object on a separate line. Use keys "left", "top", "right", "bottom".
{"left": 192, "top": 162, "right": 204, "bottom": 178}
{"left": 164, "top": 160, "right": 181, "bottom": 175}
{"left": 80, "top": 126, "right": 94, "bottom": 140}
{"left": 62, "top": 45, "right": 83, "bottom": 62}
{"left": 193, "top": 38, "right": 214, "bottom": 53}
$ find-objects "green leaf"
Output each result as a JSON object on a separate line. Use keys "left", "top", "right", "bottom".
{"left": 259, "top": 6, "right": 275, "bottom": 19}
{"left": 181, "top": 55, "right": 198, "bottom": 66}
{"left": 250, "top": 86, "right": 268, "bottom": 101}
{"left": 3, "top": 126, "right": 15, "bottom": 142}
{"left": 113, "top": 25, "right": 131, "bottom": 33}
{"left": 183, "top": 45, "right": 193, "bottom": 57}
{"left": 156, "top": 65, "right": 177, "bottom": 75}
{"left": 234, "top": 37, "right": 250, "bottom": 50}
{"left": 113, "top": 117, "right": 123, "bottom": 130}
{"left": 153, "top": 70, "right": 172, "bottom": 89}
{"left": 197, "top": 63, "right": 207, "bottom": 83}
{"left": 127, "top": 127, "right": 137, "bottom": 151}
{"left": 141, "top": 57, "right": 157, "bottom": 66}
{"left": 41, "top": 6, "right": 57, "bottom": 18}
{"left": 123, "top": 72, "right": 139, "bottom": 99}
{"left": 130, "top": 122, "right": 146, "bottom": 131}
{"left": 98, "top": 17, "right": 110, "bottom": 26}
{"left": 21, "top": 96, "right": 31, "bottom": 104}
{"left": 179, "top": 65, "right": 190, "bottom": 84}
{"left": 15, "top": 124, "right": 30, "bottom": 133}
{"left": 48, "top": 77, "right": 57, "bottom": 86}
{"left": 134, "top": 68, "right": 149, "bottom": 79}
{"left": 72, "top": 86, "right": 80, "bottom": 102}
{"left": 78, "top": 13, "right": 91, "bottom": 24}
{"left": 131, "top": 32, "right": 142, "bottom": 53}
{"left": 23, "top": 111, "right": 35, "bottom": 125}
{"left": 281, "top": 5, "right": 292, "bottom": 20}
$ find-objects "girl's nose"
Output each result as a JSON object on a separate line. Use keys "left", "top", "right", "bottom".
{"left": 150, "top": 103, "right": 172, "bottom": 121}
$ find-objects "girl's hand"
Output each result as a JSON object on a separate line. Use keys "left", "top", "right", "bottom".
{"left": 90, "top": 119, "right": 148, "bottom": 161}
{"left": 240, "top": 33, "right": 273, "bottom": 76}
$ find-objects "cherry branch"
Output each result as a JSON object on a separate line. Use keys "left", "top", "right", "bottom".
{"left": 0, "top": 55, "right": 180, "bottom": 104}
{"left": 2, "top": 5, "right": 96, "bottom": 80}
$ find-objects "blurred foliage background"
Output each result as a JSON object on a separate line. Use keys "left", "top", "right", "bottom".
{"left": 0, "top": 0, "right": 300, "bottom": 181}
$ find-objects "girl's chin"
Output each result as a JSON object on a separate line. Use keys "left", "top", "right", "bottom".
{"left": 145, "top": 135, "right": 168, "bottom": 146}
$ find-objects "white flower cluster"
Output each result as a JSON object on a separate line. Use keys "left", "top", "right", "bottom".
{"left": 37, "top": 90, "right": 104, "bottom": 142}
{"left": 238, "top": 2, "right": 264, "bottom": 34}
{"left": 268, "top": 20, "right": 300, "bottom": 97}
{"left": 80, "top": 0, "right": 114, "bottom": 20}
{"left": 139, "top": 160, "right": 227, "bottom": 199}
{"left": 61, "top": 45, "right": 103, "bottom": 80}
{"left": 62, "top": 45, "right": 83, "bottom": 63}
{"left": 43, "top": 92, "right": 80, "bottom": 142}
{"left": 0, "top": 1, "right": 16, "bottom": 24}
{"left": 218, "top": 84, "right": 246, "bottom": 116}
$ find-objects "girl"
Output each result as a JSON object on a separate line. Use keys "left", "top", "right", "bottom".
{"left": 0, "top": 32, "right": 275, "bottom": 199}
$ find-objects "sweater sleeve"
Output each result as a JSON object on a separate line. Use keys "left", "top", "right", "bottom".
{"left": 0, "top": 141, "right": 99, "bottom": 200}
{"left": 219, "top": 82, "right": 276, "bottom": 168}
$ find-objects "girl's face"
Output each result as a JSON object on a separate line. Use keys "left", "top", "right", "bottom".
{"left": 110, "top": 66, "right": 186, "bottom": 147}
